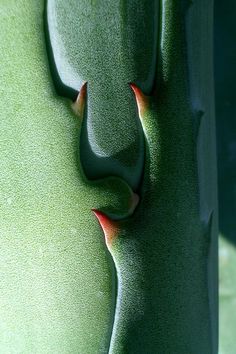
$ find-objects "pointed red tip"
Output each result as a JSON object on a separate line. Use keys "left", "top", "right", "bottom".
{"left": 129, "top": 83, "right": 149, "bottom": 119}
{"left": 92, "top": 209, "right": 118, "bottom": 248}
{"left": 72, "top": 82, "right": 87, "bottom": 118}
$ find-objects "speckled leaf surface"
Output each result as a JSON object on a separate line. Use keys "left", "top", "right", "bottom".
{"left": 46, "top": 0, "right": 218, "bottom": 351}
{"left": 0, "top": 0, "right": 218, "bottom": 353}
{"left": 46, "top": 0, "right": 159, "bottom": 190}
{"left": 0, "top": 1, "right": 131, "bottom": 352}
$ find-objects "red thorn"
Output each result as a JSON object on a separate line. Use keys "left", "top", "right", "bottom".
{"left": 92, "top": 209, "right": 118, "bottom": 248}
{"left": 129, "top": 83, "right": 149, "bottom": 119}
{"left": 72, "top": 82, "right": 87, "bottom": 118}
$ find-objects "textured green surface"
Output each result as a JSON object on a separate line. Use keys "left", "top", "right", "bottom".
{"left": 46, "top": 0, "right": 217, "bottom": 352}
{"left": 96, "top": 2, "right": 216, "bottom": 352}
{"left": 46, "top": 0, "right": 159, "bottom": 190}
{"left": 0, "top": 0, "right": 218, "bottom": 353}
{"left": 0, "top": 1, "right": 133, "bottom": 352}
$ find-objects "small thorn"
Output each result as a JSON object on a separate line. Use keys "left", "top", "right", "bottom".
{"left": 130, "top": 193, "right": 140, "bottom": 214}
{"left": 72, "top": 82, "right": 87, "bottom": 119}
{"left": 129, "top": 83, "right": 150, "bottom": 119}
{"left": 202, "top": 210, "right": 214, "bottom": 256}
{"left": 193, "top": 110, "right": 204, "bottom": 141}
{"left": 203, "top": 211, "right": 214, "bottom": 235}
{"left": 92, "top": 209, "right": 119, "bottom": 248}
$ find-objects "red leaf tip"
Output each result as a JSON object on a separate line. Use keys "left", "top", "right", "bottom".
{"left": 72, "top": 82, "right": 87, "bottom": 118}
{"left": 92, "top": 209, "right": 118, "bottom": 248}
{"left": 129, "top": 83, "right": 149, "bottom": 119}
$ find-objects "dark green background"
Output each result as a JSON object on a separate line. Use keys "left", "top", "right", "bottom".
{"left": 215, "top": 1, "right": 236, "bottom": 245}
{"left": 215, "top": 1, "right": 236, "bottom": 353}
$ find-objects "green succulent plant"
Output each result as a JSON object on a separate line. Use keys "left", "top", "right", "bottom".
{"left": 0, "top": 0, "right": 217, "bottom": 353}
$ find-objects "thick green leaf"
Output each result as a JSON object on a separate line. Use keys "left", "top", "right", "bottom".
{"left": 0, "top": 1, "right": 126, "bottom": 352}
{"left": 0, "top": 0, "right": 218, "bottom": 353}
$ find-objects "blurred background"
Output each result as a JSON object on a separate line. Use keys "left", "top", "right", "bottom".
{"left": 215, "top": 1, "right": 236, "bottom": 353}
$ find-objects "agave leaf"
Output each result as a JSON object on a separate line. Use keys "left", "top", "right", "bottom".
{"left": 45, "top": 0, "right": 159, "bottom": 190}
{"left": 0, "top": 0, "right": 218, "bottom": 353}
{"left": 0, "top": 1, "right": 132, "bottom": 352}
